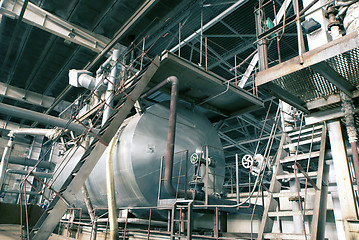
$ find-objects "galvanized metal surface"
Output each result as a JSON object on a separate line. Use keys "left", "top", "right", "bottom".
{"left": 54, "top": 102, "right": 225, "bottom": 219}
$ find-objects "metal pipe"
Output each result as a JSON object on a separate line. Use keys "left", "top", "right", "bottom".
{"left": 340, "top": 92, "right": 359, "bottom": 189}
{"left": 106, "top": 138, "right": 119, "bottom": 239}
{"left": 102, "top": 49, "right": 120, "bottom": 126}
{"left": 6, "top": 169, "right": 52, "bottom": 178}
{"left": 141, "top": 76, "right": 186, "bottom": 198}
{"left": 0, "top": 133, "right": 14, "bottom": 191}
{"left": 0, "top": 102, "right": 98, "bottom": 134}
{"left": 8, "top": 157, "right": 55, "bottom": 170}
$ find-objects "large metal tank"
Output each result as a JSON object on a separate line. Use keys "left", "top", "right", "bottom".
{"left": 53, "top": 102, "right": 225, "bottom": 218}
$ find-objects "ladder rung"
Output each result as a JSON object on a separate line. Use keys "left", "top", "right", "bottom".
{"left": 283, "top": 137, "right": 321, "bottom": 149}
{"left": 263, "top": 233, "right": 310, "bottom": 239}
{"left": 268, "top": 210, "right": 313, "bottom": 217}
{"left": 287, "top": 125, "right": 322, "bottom": 137}
{"left": 272, "top": 190, "right": 316, "bottom": 198}
{"left": 280, "top": 151, "right": 321, "bottom": 164}
{"left": 276, "top": 171, "right": 317, "bottom": 180}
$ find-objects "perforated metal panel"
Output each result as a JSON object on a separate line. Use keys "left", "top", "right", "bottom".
{"left": 272, "top": 47, "right": 359, "bottom": 103}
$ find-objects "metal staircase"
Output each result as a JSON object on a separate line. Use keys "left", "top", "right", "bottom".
{"left": 29, "top": 57, "right": 160, "bottom": 240}
{"left": 170, "top": 200, "right": 194, "bottom": 240}
{"left": 257, "top": 123, "right": 328, "bottom": 240}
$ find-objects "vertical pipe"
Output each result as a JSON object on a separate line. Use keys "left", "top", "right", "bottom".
{"left": 102, "top": 49, "right": 120, "bottom": 126}
{"left": 255, "top": 7, "right": 268, "bottom": 71}
{"left": 199, "top": 0, "right": 203, "bottom": 66}
{"left": 235, "top": 154, "right": 239, "bottom": 204}
{"left": 0, "top": 133, "right": 14, "bottom": 192}
{"left": 340, "top": 92, "right": 359, "bottom": 199}
{"left": 293, "top": 0, "right": 305, "bottom": 62}
{"left": 178, "top": 23, "right": 181, "bottom": 57}
{"left": 106, "top": 138, "right": 119, "bottom": 240}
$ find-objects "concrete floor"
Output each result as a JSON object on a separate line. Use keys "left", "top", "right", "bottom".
{"left": 0, "top": 224, "right": 73, "bottom": 240}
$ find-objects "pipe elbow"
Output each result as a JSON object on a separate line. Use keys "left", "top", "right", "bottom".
{"left": 167, "top": 76, "right": 179, "bottom": 85}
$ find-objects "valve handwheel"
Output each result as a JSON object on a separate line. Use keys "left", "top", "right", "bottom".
{"left": 190, "top": 153, "right": 199, "bottom": 164}
{"left": 242, "top": 154, "right": 253, "bottom": 169}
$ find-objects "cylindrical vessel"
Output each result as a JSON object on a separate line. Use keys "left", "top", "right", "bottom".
{"left": 53, "top": 102, "right": 225, "bottom": 218}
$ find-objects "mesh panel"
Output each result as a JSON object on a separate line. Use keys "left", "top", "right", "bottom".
{"left": 272, "top": 47, "right": 359, "bottom": 102}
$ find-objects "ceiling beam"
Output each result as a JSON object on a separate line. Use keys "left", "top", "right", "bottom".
{"left": 170, "top": 0, "right": 250, "bottom": 53}
{"left": 0, "top": 0, "right": 113, "bottom": 53}
{"left": 85, "top": 0, "right": 158, "bottom": 70}
{"left": 0, "top": 82, "right": 71, "bottom": 112}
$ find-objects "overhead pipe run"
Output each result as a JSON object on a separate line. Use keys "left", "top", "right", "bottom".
{"left": 8, "top": 157, "right": 55, "bottom": 170}
{"left": 0, "top": 102, "right": 98, "bottom": 135}
{"left": 0, "top": 128, "right": 58, "bottom": 192}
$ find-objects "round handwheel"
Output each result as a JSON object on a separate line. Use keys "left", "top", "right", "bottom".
{"left": 190, "top": 153, "right": 199, "bottom": 164}
{"left": 242, "top": 154, "right": 253, "bottom": 169}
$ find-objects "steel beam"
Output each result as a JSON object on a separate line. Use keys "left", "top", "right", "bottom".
{"left": 85, "top": 0, "right": 158, "bottom": 70}
{"left": 170, "top": 0, "right": 249, "bottom": 53}
{"left": 0, "top": 82, "right": 70, "bottom": 112}
{"left": 311, "top": 62, "right": 355, "bottom": 97}
{"left": 263, "top": 82, "right": 309, "bottom": 113}
{"left": 218, "top": 131, "right": 254, "bottom": 155}
{"left": 0, "top": 0, "right": 112, "bottom": 53}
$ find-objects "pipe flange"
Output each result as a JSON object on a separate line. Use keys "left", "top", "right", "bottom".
{"left": 327, "top": 21, "right": 343, "bottom": 30}
{"left": 325, "top": 6, "right": 338, "bottom": 18}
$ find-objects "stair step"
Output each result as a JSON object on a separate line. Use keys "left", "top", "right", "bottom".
{"left": 280, "top": 151, "right": 321, "bottom": 164}
{"left": 263, "top": 233, "right": 311, "bottom": 239}
{"left": 283, "top": 137, "right": 321, "bottom": 149}
{"left": 272, "top": 190, "right": 316, "bottom": 198}
{"left": 276, "top": 171, "right": 317, "bottom": 180}
{"left": 268, "top": 210, "right": 314, "bottom": 217}
{"left": 290, "top": 131, "right": 322, "bottom": 142}
{"left": 288, "top": 125, "right": 322, "bottom": 137}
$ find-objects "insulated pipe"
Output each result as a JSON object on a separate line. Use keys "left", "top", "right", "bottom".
{"left": 102, "top": 49, "right": 120, "bottom": 126}
{"left": 5, "top": 169, "right": 52, "bottom": 178}
{"left": 0, "top": 128, "right": 58, "bottom": 192}
{"left": 11, "top": 128, "right": 58, "bottom": 139}
{"left": 0, "top": 133, "right": 14, "bottom": 192}
{"left": 0, "top": 102, "right": 98, "bottom": 135}
{"left": 8, "top": 157, "right": 55, "bottom": 170}
{"left": 141, "top": 76, "right": 191, "bottom": 198}
{"left": 106, "top": 138, "right": 119, "bottom": 239}
{"left": 340, "top": 92, "right": 359, "bottom": 189}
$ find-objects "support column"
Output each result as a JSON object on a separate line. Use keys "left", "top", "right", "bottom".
{"left": 327, "top": 121, "right": 357, "bottom": 239}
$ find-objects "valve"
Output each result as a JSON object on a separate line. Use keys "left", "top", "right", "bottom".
{"left": 242, "top": 154, "right": 253, "bottom": 169}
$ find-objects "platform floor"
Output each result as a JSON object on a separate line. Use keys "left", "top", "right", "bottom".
{"left": 0, "top": 224, "right": 71, "bottom": 240}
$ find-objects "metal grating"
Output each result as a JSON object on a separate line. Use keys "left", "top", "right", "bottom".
{"left": 273, "top": 66, "right": 338, "bottom": 102}
{"left": 272, "top": 47, "right": 359, "bottom": 103}
{"left": 326, "top": 48, "right": 359, "bottom": 87}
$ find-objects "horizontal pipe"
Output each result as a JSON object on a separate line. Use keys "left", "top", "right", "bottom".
{"left": 8, "top": 157, "right": 55, "bottom": 170}
{"left": 0, "top": 102, "right": 98, "bottom": 134}
{"left": 6, "top": 169, "right": 52, "bottom": 178}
